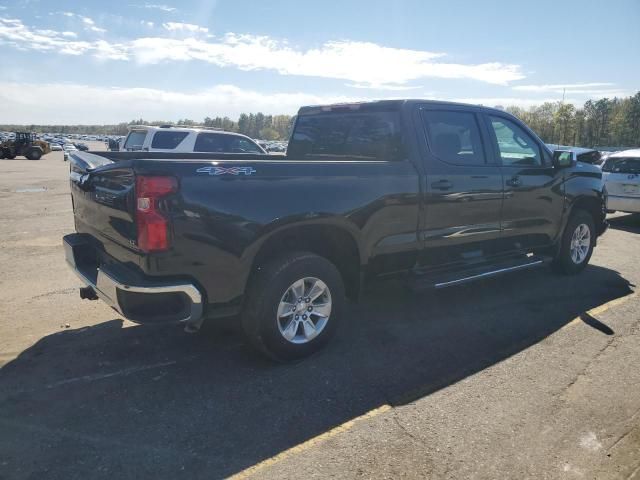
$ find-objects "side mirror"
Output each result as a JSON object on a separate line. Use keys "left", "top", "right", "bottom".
{"left": 553, "top": 150, "right": 575, "bottom": 169}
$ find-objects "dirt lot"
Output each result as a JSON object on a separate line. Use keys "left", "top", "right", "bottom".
{"left": 0, "top": 148, "right": 639, "bottom": 479}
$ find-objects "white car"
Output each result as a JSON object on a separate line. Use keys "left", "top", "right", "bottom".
{"left": 602, "top": 149, "right": 640, "bottom": 214}
{"left": 63, "top": 144, "right": 77, "bottom": 162}
{"left": 49, "top": 143, "right": 63, "bottom": 151}
{"left": 121, "top": 126, "right": 267, "bottom": 154}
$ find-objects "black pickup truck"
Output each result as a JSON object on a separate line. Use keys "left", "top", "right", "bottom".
{"left": 64, "top": 100, "right": 607, "bottom": 360}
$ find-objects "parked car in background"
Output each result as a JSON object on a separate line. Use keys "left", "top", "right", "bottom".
{"left": 121, "top": 126, "right": 268, "bottom": 154}
{"left": 74, "top": 142, "right": 89, "bottom": 151}
{"left": 602, "top": 149, "right": 640, "bottom": 214}
{"left": 546, "top": 144, "right": 602, "bottom": 165}
{"left": 63, "top": 143, "right": 77, "bottom": 162}
{"left": 49, "top": 143, "right": 63, "bottom": 151}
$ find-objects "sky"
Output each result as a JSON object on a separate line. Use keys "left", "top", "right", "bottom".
{"left": 0, "top": 0, "right": 638, "bottom": 124}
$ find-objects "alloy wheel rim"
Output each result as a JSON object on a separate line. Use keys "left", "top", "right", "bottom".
{"left": 570, "top": 223, "right": 591, "bottom": 264}
{"left": 277, "top": 277, "right": 332, "bottom": 344}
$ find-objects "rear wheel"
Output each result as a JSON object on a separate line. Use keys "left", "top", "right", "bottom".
{"left": 242, "top": 252, "right": 345, "bottom": 361}
{"left": 552, "top": 210, "right": 595, "bottom": 274}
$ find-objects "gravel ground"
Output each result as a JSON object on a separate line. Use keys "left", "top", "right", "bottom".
{"left": 0, "top": 148, "right": 638, "bottom": 479}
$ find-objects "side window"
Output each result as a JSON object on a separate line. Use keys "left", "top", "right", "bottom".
{"left": 151, "top": 131, "right": 189, "bottom": 149}
{"left": 489, "top": 116, "right": 542, "bottom": 166}
{"left": 229, "top": 137, "right": 263, "bottom": 153}
{"left": 124, "top": 131, "right": 146, "bottom": 150}
{"left": 287, "top": 111, "right": 403, "bottom": 160}
{"left": 420, "top": 110, "right": 486, "bottom": 166}
{"left": 194, "top": 133, "right": 226, "bottom": 152}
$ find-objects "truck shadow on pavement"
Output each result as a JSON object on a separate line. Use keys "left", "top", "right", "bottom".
{"left": 0, "top": 265, "right": 634, "bottom": 479}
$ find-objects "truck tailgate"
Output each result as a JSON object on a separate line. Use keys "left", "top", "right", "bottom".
{"left": 69, "top": 152, "right": 137, "bottom": 250}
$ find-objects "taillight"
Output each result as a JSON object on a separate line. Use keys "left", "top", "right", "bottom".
{"left": 135, "top": 176, "right": 177, "bottom": 252}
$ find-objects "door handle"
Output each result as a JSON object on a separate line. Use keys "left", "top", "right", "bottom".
{"left": 506, "top": 175, "right": 522, "bottom": 187}
{"left": 431, "top": 180, "right": 453, "bottom": 191}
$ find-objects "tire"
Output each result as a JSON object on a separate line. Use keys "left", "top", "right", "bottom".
{"left": 551, "top": 210, "right": 595, "bottom": 275}
{"left": 242, "top": 252, "right": 345, "bottom": 361}
{"left": 26, "top": 148, "right": 42, "bottom": 160}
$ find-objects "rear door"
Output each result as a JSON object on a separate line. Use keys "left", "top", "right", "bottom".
{"left": 417, "top": 105, "right": 504, "bottom": 267}
{"left": 602, "top": 156, "right": 640, "bottom": 203}
{"left": 483, "top": 114, "right": 564, "bottom": 250}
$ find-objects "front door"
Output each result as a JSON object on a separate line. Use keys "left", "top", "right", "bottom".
{"left": 484, "top": 114, "right": 565, "bottom": 251}
{"left": 417, "top": 106, "right": 504, "bottom": 268}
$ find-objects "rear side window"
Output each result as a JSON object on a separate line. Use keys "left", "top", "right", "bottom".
{"left": 194, "top": 133, "right": 227, "bottom": 152}
{"left": 194, "top": 134, "right": 264, "bottom": 153}
{"left": 420, "top": 110, "right": 486, "bottom": 165}
{"left": 287, "top": 111, "right": 403, "bottom": 160}
{"left": 602, "top": 157, "right": 640, "bottom": 174}
{"left": 228, "top": 137, "right": 263, "bottom": 153}
{"left": 124, "top": 131, "right": 146, "bottom": 150}
{"left": 151, "top": 131, "right": 189, "bottom": 149}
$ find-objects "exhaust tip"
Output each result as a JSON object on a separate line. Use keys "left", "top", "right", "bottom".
{"left": 80, "top": 286, "right": 98, "bottom": 301}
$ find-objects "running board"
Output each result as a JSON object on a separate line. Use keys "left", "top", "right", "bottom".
{"left": 409, "top": 255, "right": 550, "bottom": 290}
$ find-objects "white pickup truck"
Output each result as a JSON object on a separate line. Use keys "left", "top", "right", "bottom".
{"left": 121, "top": 125, "right": 267, "bottom": 154}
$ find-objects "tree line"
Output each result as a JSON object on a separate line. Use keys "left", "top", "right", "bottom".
{"left": 504, "top": 92, "right": 640, "bottom": 148}
{"left": 2, "top": 91, "right": 638, "bottom": 147}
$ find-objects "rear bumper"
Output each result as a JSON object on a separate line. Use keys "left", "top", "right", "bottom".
{"left": 63, "top": 233, "right": 204, "bottom": 328}
{"left": 607, "top": 195, "right": 640, "bottom": 214}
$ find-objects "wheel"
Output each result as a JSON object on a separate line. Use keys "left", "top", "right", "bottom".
{"left": 242, "top": 252, "right": 345, "bottom": 361}
{"left": 551, "top": 210, "right": 595, "bottom": 274}
{"left": 26, "top": 149, "right": 42, "bottom": 160}
{"left": 5, "top": 153, "right": 16, "bottom": 160}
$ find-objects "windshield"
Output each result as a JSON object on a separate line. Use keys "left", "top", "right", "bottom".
{"left": 602, "top": 157, "right": 640, "bottom": 174}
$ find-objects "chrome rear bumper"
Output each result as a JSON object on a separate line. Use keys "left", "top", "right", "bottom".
{"left": 63, "top": 234, "right": 204, "bottom": 329}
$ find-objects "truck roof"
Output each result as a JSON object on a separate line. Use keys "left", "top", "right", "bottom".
{"left": 297, "top": 99, "right": 510, "bottom": 116}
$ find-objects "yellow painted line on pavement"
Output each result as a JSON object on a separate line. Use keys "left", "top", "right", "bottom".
{"left": 228, "top": 404, "right": 392, "bottom": 479}
{"left": 564, "top": 291, "right": 638, "bottom": 329}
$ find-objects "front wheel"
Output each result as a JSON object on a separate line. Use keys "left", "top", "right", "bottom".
{"left": 26, "top": 149, "right": 42, "bottom": 160}
{"left": 242, "top": 252, "right": 345, "bottom": 361}
{"left": 552, "top": 210, "right": 595, "bottom": 274}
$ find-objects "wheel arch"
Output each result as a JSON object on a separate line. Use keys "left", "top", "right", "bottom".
{"left": 247, "top": 220, "right": 363, "bottom": 300}
{"left": 569, "top": 195, "right": 607, "bottom": 237}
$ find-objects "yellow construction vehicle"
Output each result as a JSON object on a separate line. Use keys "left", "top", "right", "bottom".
{"left": 0, "top": 132, "right": 51, "bottom": 160}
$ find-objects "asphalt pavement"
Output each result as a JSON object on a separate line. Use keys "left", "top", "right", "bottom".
{"left": 0, "top": 149, "right": 638, "bottom": 479}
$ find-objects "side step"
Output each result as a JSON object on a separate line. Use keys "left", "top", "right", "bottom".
{"left": 409, "top": 255, "right": 551, "bottom": 291}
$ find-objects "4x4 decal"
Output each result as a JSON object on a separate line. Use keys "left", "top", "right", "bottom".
{"left": 196, "top": 166, "right": 257, "bottom": 176}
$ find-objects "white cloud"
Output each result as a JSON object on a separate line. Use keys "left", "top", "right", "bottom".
{"left": 140, "top": 20, "right": 155, "bottom": 27}
{"left": 0, "top": 16, "right": 524, "bottom": 87}
{"left": 61, "top": 31, "right": 77, "bottom": 38}
{"left": 0, "top": 82, "right": 362, "bottom": 124}
{"left": 57, "top": 12, "right": 106, "bottom": 33}
{"left": 80, "top": 16, "right": 106, "bottom": 33}
{"left": 512, "top": 82, "right": 615, "bottom": 92}
{"left": 0, "top": 17, "right": 125, "bottom": 59}
{"left": 511, "top": 82, "right": 628, "bottom": 97}
{"left": 162, "top": 22, "right": 208, "bottom": 34}
{"left": 127, "top": 35, "right": 523, "bottom": 87}
{"left": 135, "top": 4, "right": 177, "bottom": 12}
